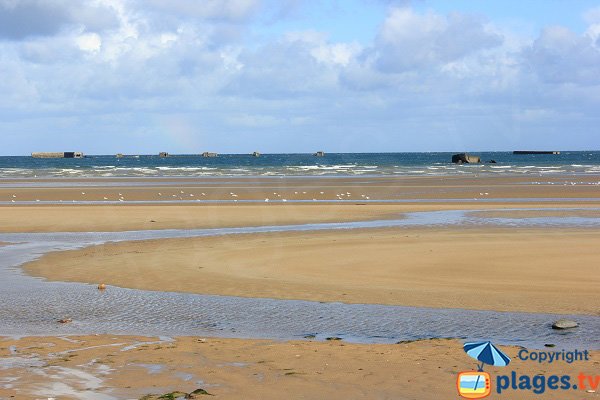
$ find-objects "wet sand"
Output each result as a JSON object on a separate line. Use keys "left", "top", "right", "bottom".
{"left": 4, "top": 202, "right": 600, "bottom": 233}
{"left": 24, "top": 227, "right": 600, "bottom": 315}
{"left": 2, "top": 175, "right": 599, "bottom": 234}
{"left": 1, "top": 335, "right": 597, "bottom": 400}
{"left": 471, "top": 209, "right": 600, "bottom": 219}
{"left": 2, "top": 175, "right": 600, "bottom": 204}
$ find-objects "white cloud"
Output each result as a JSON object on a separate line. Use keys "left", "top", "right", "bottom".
{"left": 583, "top": 6, "right": 600, "bottom": 24}
{"left": 220, "top": 47, "right": 244, "bottom": 71}
{"left": 370, "top": 7, "right": 502, "bottom": 73}
{"left": 583, "top": 7, "right": 600, "bottom": 49}
{"left": 0, "top": 0, "right": 119, "bottom": 40}
{"left": 226, "top": 113, "right": 283, "bottom": 127}
{"left": 1, "top": 2, "right": 600, "bottom": 153}
{"left": 525, "top": 25, "right": 600, "bottom": 85}
{"left": 223, "top": 32, "right": 344, "bottom": 98}
{"left": 0, "top": 57, "right": 39, "bottom": 108}
{"left": 311, "top": 42, "right": 360, "bottom": 67}
{"left": 142, "top": 0, "right": 261, "bottom": 21}
{"left": 76, "top": 32, "right": 102, "bottom": 52}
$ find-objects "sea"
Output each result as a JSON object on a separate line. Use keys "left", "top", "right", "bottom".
{"left": 1, "top": 151, "right": 600, "bottom": 178}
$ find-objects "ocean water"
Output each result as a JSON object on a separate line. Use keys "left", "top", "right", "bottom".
{"left": 1, "top": 152, "right": 600, "bottom": 178}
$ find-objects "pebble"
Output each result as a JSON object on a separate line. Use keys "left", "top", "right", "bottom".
{"left": 552, "top": 319, "right": 579, "bottom": 329}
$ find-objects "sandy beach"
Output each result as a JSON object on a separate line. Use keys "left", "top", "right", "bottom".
{"left": 24, "top": 227, "right": 600, "bottom": 315}
{"left": 2, "top": 175, "right": 600, "bottom": 234}
{"left": 0, "top": 203, "right": 407, "bottom": 233}
{"left": 4, "top": 0, "right": 600, "bottom": 397}
{"left": 1, "top": 175, "right": 599, "bottom": 399}
{"left": 2, "top": 175, "right": 600, "bottom": 205}
{"left": 1, "top": 335, "right": 598, "bottom": 400}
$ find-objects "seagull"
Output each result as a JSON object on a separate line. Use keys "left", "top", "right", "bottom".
{"left": 265, "top": 198, "right": 269, "bottom": 202}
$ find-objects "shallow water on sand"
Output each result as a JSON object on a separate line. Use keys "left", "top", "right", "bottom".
{"left": 0, "top": 209, "right": 599, "bottom": 349}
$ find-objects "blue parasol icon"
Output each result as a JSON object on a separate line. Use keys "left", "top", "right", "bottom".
{"left": 464, "top": 341, "right": 511, "bottom": 371}
{"left": 463, "top": 341, "right": 511, "bottom": 393}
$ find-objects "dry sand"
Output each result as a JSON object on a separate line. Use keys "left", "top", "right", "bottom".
{"left": 4, "top": 202, "right": 600, "bottom": 233}
{"left": 1, "top": 335, "right": 597, "bottom": 400}
{"left": 0, "top": 204, "right": 407, "bottom": 233}
{"left": 24, "top": 227, "right": 600, "bottom": 315}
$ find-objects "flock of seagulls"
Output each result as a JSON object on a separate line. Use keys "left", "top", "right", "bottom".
{"left": 4, "top": 189, "right": 377, "bottom": 203}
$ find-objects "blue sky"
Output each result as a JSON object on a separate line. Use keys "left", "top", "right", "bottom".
{"left": 1, "top": 0, "right": 599, "bottom": 155}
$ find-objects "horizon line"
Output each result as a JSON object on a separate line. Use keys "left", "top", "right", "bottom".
{"left": 3, "top": 150, "right": 595, "bottom": 157}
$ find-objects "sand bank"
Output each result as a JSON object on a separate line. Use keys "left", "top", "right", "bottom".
{"left": 1, "top": 335, "right": 597, "bottom": 399}
{"left": 3, "top": 201, "right": 600, "bottom": 233}
{"left": 0, "top": 204, "right": 409, "bottom": 233}
{"left": 2, "top": 175, "right": 600, "bottom": 205}
{"left": 24, "top": 227, "right": 600, "bottom": 315}
{"left": 2, "top": 175, "right": 599, "bottom": 234}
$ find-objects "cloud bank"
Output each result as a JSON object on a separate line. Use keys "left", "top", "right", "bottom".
{"left": 1, "top": 0, "right": 599, "bottom": 154}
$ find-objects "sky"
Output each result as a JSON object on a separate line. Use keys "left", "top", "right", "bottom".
{"left": 1, "top": 0, "right": 599, "bottom": 155}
